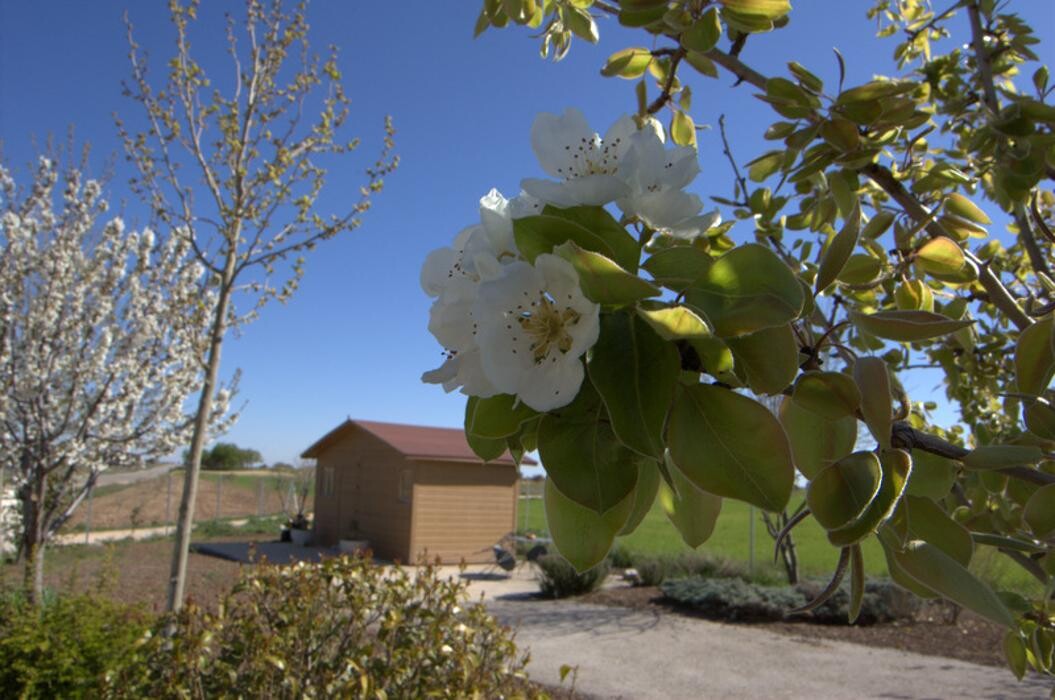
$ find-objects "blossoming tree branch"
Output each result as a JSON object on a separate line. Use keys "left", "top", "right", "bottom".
{"left": 422, "top": 0, "right": 1055, "bottom": 680}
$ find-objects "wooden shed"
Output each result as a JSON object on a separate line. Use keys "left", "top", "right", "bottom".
{"left": 301, "top": 419, "right": 533, "bottom": 563}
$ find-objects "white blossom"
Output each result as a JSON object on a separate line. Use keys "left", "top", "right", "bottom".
{"left": 615, "top": 117, "right": 721, "bottom": 240}
{"left": 473, "top": 254, "right": 599, "bottom": 411}
{"left": 420, "top": 189, "right": 539, "bottom": 397}
{"left": 520, "top": 109, "right": 635, "bottom": 207}
{"left": 0, "top": 158, "right": 223, "bottom": 564}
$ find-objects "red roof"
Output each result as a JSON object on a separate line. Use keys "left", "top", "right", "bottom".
{"left": 301, "top": 419, "right": 536, "bottom": 466}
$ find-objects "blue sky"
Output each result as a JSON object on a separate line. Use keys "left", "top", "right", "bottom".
{"left": 1, "top": 2, "right": 1052, "bottom": 465}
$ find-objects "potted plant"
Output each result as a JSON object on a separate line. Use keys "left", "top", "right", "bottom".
{"left": 280, "top": 467, "right": 314, "bottom": 546}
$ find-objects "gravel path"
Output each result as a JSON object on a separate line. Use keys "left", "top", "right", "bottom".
{"left": 487, "top": 598, "right": 1052, "bottom": 700}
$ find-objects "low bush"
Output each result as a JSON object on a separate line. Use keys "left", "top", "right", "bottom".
{"left": 661, "top": 576, "right": 920, "bottom": 625}
{"left": 0, "top": 588, "right": 151, "bottom": 699}
{"left": 535, "top": 554, "right": 609, "bottom": 598}
{"left": 606, "top": 544, "right": 634, "bottom": 570}
{"left": 661, "top": 577, "right": 806, "bottom": 622}
{"left": 631, "top": 552, "right": 749, "bottom": 587}
{"left": 111, "top": 554, "right": 537, "bottom": 699}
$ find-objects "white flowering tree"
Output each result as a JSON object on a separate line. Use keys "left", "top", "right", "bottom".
{"left": 118, "top": 0, "right": 397, "bottom": 612}
{"left": 0, "top": 157, "right": 223, "bottom": 602}
{"left": 422, "top": 0, "right": 1055, "bottom": 681}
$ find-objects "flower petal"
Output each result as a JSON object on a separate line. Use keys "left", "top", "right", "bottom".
{"left": 531, "top": 108, "right": 596, "bottom": 178}
{"left": 517, "top": 356, "right": 586, "bottom": 411}
{"left": 420, "top": 247, "right": 455, "bottom": 296}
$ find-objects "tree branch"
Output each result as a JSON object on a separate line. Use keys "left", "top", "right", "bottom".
{"left": 705, "top": 48, "right": 767, "bottom": 90}
{"left": 862, "top": 163, "right": 1033, "bottom": 330}
{"left": 966, "top": 1, "right": 1000, "bottom": 114}
{"left": 999, "top": 548, "right": 1048, "bottom": 585}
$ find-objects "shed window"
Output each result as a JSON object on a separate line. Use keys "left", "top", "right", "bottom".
{"left": 398, "top": 468, "right": 413, "bottom": 503}
{"left": 322, "top": 467, "right": 335, "bottom": 497}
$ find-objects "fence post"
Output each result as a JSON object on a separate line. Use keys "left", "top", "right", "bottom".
{"left": 85, "top": 487, "right": 93, "bottom": 545}
{"left": 165, "top": 469, "right": 173, "bottom": 535}
{"left": 257, "top": 479, "right": 264, "bottom": 517}
{"left": 748, "top": 505, "right": 755, "bottom": 577}
{"left": 216, "top": 475, "right": 223, "bottom": 521}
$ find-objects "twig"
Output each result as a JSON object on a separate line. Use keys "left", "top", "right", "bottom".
{"left": 646, "top": 48, "right": 687, "bottom": 115}
{"left": 717, "top": 114, "right": 749, "bottom": 203}
{"left": 966, "top": 1, "right": 1000, "bottom": 114}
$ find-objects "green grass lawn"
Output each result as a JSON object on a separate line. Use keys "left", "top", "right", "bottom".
{"left": 518, "top": 493, "right": 1039, "bottom": 593}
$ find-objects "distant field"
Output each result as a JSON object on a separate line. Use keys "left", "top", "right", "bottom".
{"left": 517, "top": 493, "right": 1038, "bottom": 593}
{"left": 65, "top": 470, "right": 313, "bottom": 532}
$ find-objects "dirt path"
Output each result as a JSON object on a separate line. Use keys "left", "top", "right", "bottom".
{"left": 487, "top": 598, "right": 1052, "bottom": 700}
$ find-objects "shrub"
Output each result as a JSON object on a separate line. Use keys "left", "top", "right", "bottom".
{"left": 799, "top": 579, "right": 920, "bottom": 625}
{"left": 631, "top": 552, "right": 749, "bottom": 587}
{"left": 607, "top": 544, "right": 634, "bottom": 569}
{"left": 0, "top": 589, "right": 151, "bottom": 699}
{"left": 110, "top": 555, "right": 537, "bottom": 699}
{"left": 661, "top": 576, "right": 921, "bottom": 625}
{"left": 535, "top": 554, "right": 609, "bottom": 598}
{"left": 661, "top": 577, "right": 807, "bottom": 622}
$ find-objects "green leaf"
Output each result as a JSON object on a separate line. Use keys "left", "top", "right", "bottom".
{"left": 854, "top": 357, "right": 893, "bottom": 448}
{"left": 894, "top": 279, "right": 934, "bottom": 311}
{"left": 619, "top": 460, "right": 661, "bottom": 536}
{"left": 792, "top": 371, "right": 861, "bottom": 419}
{"left": 683, "top": 243, "right": 804, "bottom": 337}
{"left": 837, "top": 254, "right": 882, "bottom": 285}
{"left": 1026, "top": 399, "right": 1055, "bottom": 440}
{"left": 1024, "top": 483, "right": 1055, "bottom": 537}
{"left": 819, "top": 118, "right": 860, "bottom": 152}
{"left": 906, "top": 449, "right": 957, "bottom": 499}
{"left": 837, "top": 80, "right": 917, "bottom": 104}
{"left": 943, "top": 193, "right": 991, "bottom": 225}
{"left": 537, "top": 409, "right": 642, "bottom": 514}
{"left": 850, "top": 310, "right": 973, "bottom": 342}
{"left": 1004, "top": 632, "right": 1029, "bottom": 682}
{"left": 807, "top": 451, "right": 883, "bottom": 531}
{"left": 671, "top": 111, "right": 696, "bottom": 147}
{"left": 636, "top": 305, "right": 711, "bottom": 340}
{"left": 668, "top": 384, "right": 794, "bottom": 511}
{"left": 861, "top": 211, "right": 896, "bottom": 239}
{"left": 564, "top": 5, "right": 599, "bottom": 42}
{"left": 1015, "top": 316, "right": 1055, "bottom": 394}
{"left": 719, "top": 0, "right": 790, "bottom": 19}
{"left": 747, "top": 151, "right": 784, "bottom": 182}
{"left": 893, "top": 541, "right": 1014, "bottom": 627}
{"left": 905, "top": 495, "right": 973, "bottom": 566}
{"left": 788, "top": 61, "right": 823, "bottom": 93}
{"left": 515, "top": 206, "right": 642, "bottom": 273}
{"left": 642, "top": 246, "right": 712, "bottom": 291}
{"left": 465, "top": 394, "right": 538, "bottom": 439}
{"left": 848, "top": 545, "right": 865, "bottom": 624}
{"left": 660, "top": 453, "right": 723, "bottom": 548}
{"left": 779, "top": 396, "right": 857, "bottom": 479}
{"left": 466, "top": 431, "right": 508, "bottom": 462}
{"left": 815, "top": 205, "right": 861, "bottom": 294}
{"left": 684, "top": 50, "right": 719, "bottom": 78}
{"left": 601, "top": 47, "right": 653, "bottom": 79}
{"left": 827, "top": 448, "right": 911, "bottom": 547}
{"left": 588, "top": 313, "right": 679, "bottom": 459}
{"left": 917, "top": 236, "right": 966, "bottom": 276}
{"left": 544, "top": 478, "right": 633, "bottom": 572}
{"left": 726, "top": 324, "right": 799, "bottom": 394}
{"left": 553, "top": 241, "right": 659, "bottom": 305}
{"left": 962, "top": 444, "right": 1043, "bottom": 470}
{"left": 680, "top": 8, "right": 721, "bottom": 53}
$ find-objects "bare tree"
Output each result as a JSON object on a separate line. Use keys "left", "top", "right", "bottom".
{"left": 0, "top": 156, "right": 224, "bottom": 602}
{"left": 118, "top": 0, "right": 397, "bottom": 612}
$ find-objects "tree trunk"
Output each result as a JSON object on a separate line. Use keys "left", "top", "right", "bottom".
{"left": 165, "top": 251, "right": 236, "bottom": 614}
{"left": 21, "top": 469, "right": 46, "bottom": 604}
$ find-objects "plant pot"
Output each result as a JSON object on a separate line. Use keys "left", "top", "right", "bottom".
{"left": 290, "top": 527, "right": 312, "bottom": 546}
{"left": 339, "top": 538, "right": 370, "bottom": 555}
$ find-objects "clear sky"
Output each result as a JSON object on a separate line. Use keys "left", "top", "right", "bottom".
{"left": 1, "top": 1, "right": 1052, "bottom": 466}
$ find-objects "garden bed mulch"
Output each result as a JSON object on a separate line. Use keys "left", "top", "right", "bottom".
{"left": 580, "top": 584, "right": 1006, "bottom": 668}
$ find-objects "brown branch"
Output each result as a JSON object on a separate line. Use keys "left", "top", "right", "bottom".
{"left": 862, "top": 163, "right": 1033, "bottom": 330}
{"left": 705, "top": 48, "right": 767, "bottom": 90}
{"left": 966, "top": 1, "right": 1000, "bottom": 114}
{"left": 999, "top": 548, "right": 1048, "bottom": 585}
{"left": 1015, "top": 203, "right": 1053, "bottom": 281}
{"left": 646, "top": 48, "right": 686, "bottom": 115}
{"left": 891, "top": 421, "right": 1055, "bottom": 486}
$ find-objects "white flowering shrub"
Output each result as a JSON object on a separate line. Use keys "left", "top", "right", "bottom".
{"left": 421, "top": 0, "right": 1055, "bottom": 680}
{"left": 0, "top": 158, "right": 228, "bottom": 600}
